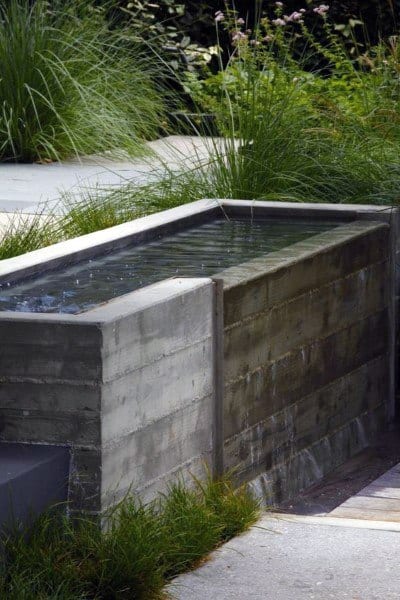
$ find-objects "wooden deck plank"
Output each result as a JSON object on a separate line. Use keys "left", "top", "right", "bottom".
{"left": 371, "top": 465, "right": 400, "bottom": 483}
{"left": 329, "top": 461, "right": 400, "bottom": 522}
{"left": 368, "top": 477, "right": 400, "bottom": 486}
{"left": 330, "top": 507, "right": 400, "bottom": 522}
{"left": 371, "top": 474, "right": 400, "bottom": 486}
{"left": 355, "top": 484, "right": 400, "bottom": 499}
{"left": 333, "top": 496, "right": 400, "bottom": 511}
{"left": 268, "top": 512, "right": 400, "bottom": 531}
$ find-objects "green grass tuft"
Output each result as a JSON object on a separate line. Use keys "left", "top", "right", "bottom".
{"left": 0, "top": 474, "right": 260, "bottom": 599}
{"left": 160, "top": 481, "right": 223, "bottom": 578}
{"left": 0, "top": 211, "right": 59, "bottom": 260}
{"left": 0, "top": 0, "right": 165, "bottom": 163}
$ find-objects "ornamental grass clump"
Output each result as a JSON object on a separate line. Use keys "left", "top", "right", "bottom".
{"left": 0, "top": 474, "right": 260, "bottom": 599}
{"left": 183, "top": 2, "right": 400, "bottom": 205}
{"left": 0, "top": 0, "right": 165, "bottom": 163}
{"left": 0, "top": 210, "right": 59, "bottom": 260}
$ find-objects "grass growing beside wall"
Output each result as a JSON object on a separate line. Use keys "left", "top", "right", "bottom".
{"left": 0, "top": 475, "right": 260, "bottom": 599}
{"left": 0, "top": 0, "right": 165, "bottom": 162}
{"left": 0, "top": 165, "right": 216, "bottom": 259}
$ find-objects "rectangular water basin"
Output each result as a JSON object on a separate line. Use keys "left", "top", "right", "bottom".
{"left": 0, "top": 199, "right": 398, "bottom": 515}
{"left": 0, "top": 214, "right": 345, "bottom": 314}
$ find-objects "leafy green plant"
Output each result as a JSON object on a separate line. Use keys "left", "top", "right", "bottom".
{"left": 105, "top": 0, "right": 220, "bottom": 77}
{"left": 0, "top": 0, "right": 165, "bottom": 163}
{"left": 0, "top": 474, "right": 260, "bottom": 599}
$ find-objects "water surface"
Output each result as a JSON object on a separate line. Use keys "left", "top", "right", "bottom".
{"left": 0, "top": 216, "right": 343, "bottom": 314}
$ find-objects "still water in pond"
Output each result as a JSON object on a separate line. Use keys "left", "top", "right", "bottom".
{"left": 0, "top": 217, "right": 342, "bottom": 314}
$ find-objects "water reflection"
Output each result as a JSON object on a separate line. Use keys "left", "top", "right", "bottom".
{"left": 0, "top": 217, "right": 341, "bottom": 314}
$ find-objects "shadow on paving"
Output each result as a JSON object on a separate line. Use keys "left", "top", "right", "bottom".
{"left": 169, "top": 427, "right": 400, "bottom": 600}
{"left": 278, "top": 427, "right": 400, "bottom": 516}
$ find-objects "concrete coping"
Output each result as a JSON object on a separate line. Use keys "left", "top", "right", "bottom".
{"left": 0, "top": 219, "right": 384, "bottom": 326}
{"left": 1, "top": 199, "right": 398, "bottom": 285}
{"left": 218, "top": 199, "right": 399, "bottom": 218}
{"left": 217, "top": 220, "right": 389, "bottom": 290}
{"left": 0, "top": 277, "right": 213, "bottom": 325}
{"left": 0, "top": 199, "right": 398, "bottom": 321}
{"left": 0, "top": 199, "right": 222, "bottom": 284}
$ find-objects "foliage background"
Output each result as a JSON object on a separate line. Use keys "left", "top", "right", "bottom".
{"left": 103, "top": 1, "right": 400, "bottom": 50}
{"left": 93, "top": 0, "right": 400, "bottom": 96}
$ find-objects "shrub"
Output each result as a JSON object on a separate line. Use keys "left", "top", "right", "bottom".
{"left": 0, "top": 0, "right": 165, "bottom": 163}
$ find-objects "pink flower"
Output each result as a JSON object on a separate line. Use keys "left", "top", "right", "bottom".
{"left": 276, "top": 1, "right": 284, "bottom": 6}
{"left": 283, "top": 11, "right": 303, "bottom": 22}
{"left": 232, "top": 30, "right": 247, "bottom": 42}
{"left": 299, "top": 8, "right": 306, "bottom": 13}
{"left": 215, "top": 10, "right": 225, "bottom": 22}
{"left": 237, "top": 17, "right": 245, "bottom": 25}
{"left": 272, "top": 17, "right": 286, "bottom": 26}
{"left": 250, "top": 39, "right": 261, "bottom": 46}
{"left": 313, "top": 4, "right": 329, "bottom": 15}
{"left": 263, "top": 35, "right": 274, "bottom": 42}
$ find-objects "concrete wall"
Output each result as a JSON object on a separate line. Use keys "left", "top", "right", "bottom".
{"left": 220, "top": 221, "right": 391, "bottom": 503}
{"left": 99, "top": 279, "right": 215, "bottom": 509}
{"left": 0, "top": 315, "right": 103, "bottom": 512}
{"left": 0, "top": 278, "right": 215, "bottom": 515}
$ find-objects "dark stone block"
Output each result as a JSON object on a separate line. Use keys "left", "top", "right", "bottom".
{"left": 0, "top": 442, "right": 70, "bottom": 532}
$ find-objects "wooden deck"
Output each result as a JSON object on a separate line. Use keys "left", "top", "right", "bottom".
{"left": 330, "top": 463, "right": 400, "bottom": 522}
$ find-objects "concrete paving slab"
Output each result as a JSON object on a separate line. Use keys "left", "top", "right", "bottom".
{"left": 169, "top": 514, "right": 400, "bottom": 600}
{"left": 0, "top": 136, "right": 217, "bottom": 214}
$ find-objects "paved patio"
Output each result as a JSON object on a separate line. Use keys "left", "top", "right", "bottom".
{"left": 169, "top": 459, "right": 400, "bottom": 600}
{"left": 0, "top": 135, "right": 216, "bottom": 215}
{"left": 169, "top": 513, "right": 400, "bottom": 600}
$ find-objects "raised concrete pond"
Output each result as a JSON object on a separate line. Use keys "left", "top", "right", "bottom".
{"left": 0, "top": 199, "right": 398, "bottom": 517}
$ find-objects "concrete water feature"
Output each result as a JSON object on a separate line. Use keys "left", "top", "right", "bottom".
{"left": 0, "top": 199, "right": 398, "bottom": 518}
{"left": 0, "top": 216, "right": 341, "bottom": 313}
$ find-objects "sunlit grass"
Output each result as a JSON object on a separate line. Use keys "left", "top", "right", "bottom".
{"left": 0, "top": 473, "right": 260, "bottom": 599}
{"left": 0, "top": 210, "right": 59, "bottom": 260}
{"left": 0, "top": 0, "right": 165, "bottom": 163}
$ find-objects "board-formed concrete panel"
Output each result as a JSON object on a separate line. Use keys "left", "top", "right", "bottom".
{"left": 0, "top": 277, "right": 216, "bottom": 514}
